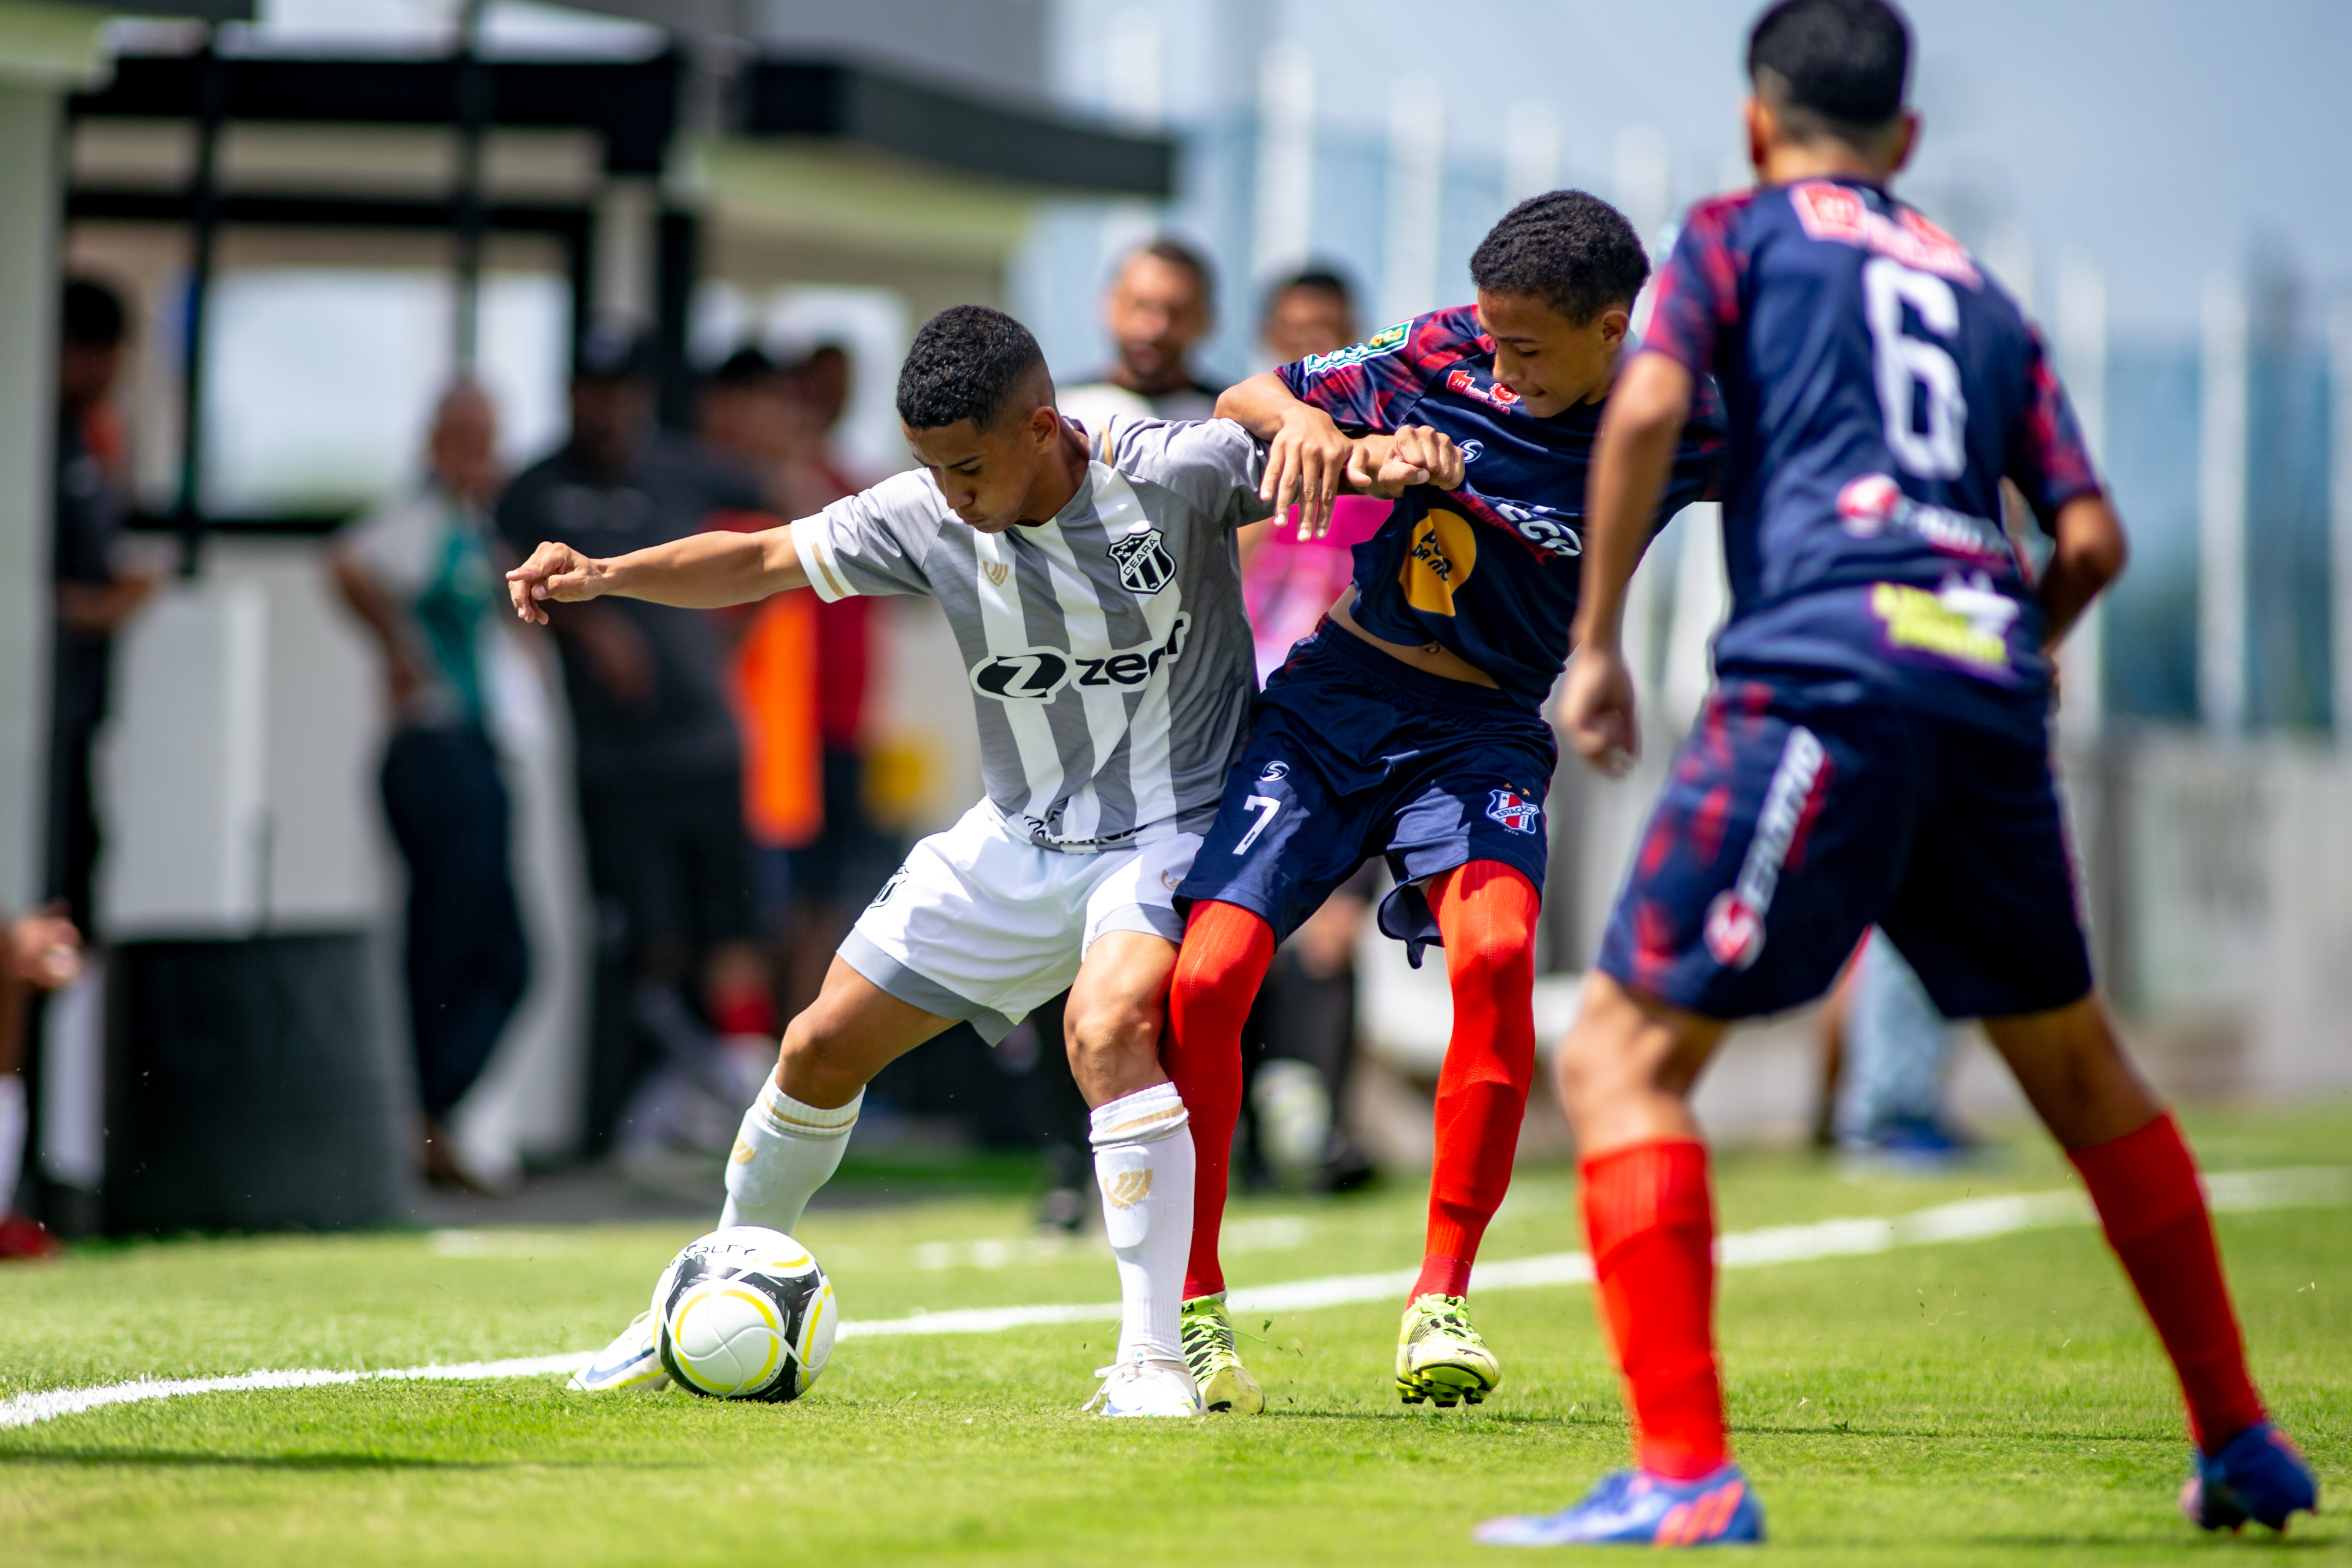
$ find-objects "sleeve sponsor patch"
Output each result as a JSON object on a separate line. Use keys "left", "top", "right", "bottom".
{"left": 1299, "top": 320, "right": 1411, "bottom": 377}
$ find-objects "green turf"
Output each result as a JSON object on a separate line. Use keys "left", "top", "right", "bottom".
{"left": 2, "top": 1101, "right": 2346, "bottom": 1564}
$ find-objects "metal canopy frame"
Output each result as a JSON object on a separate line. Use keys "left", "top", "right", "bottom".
{"left": 65, "top": 42, "right": 1172, "bottom": 549}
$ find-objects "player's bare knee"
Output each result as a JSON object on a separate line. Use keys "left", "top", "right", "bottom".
{"left": 1065, "top": 996, "right": 1158, "bottom": 1072}
{"left": 775, "top": 1015, "right": 864, "bottom": 1107}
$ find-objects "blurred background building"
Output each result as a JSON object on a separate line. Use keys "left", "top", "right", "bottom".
{"left": 2, "top": 0, "right": 2346, "bottom": 1236}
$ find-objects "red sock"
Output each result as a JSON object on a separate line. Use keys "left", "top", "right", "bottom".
{"left": 1164, "top": 901, "right": 1274, "bottom": 1300}
{"left": 1582, "top": 1138, "right": 1728, "bottom": 1480}
{"left": 1413, "top": 862, "right": 1539, "bottom": 1300}
{"left": 2068, "top": 1112, "right": 2266, "bottom": 1452}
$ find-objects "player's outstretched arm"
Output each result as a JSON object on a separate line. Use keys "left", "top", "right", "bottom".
{"left": 505, "top": 523, "right": 808, "bottom": 624}
{"left": 1561, "top": 353, "right": 1695, "bottom": 778}
{"left": 2039, "top": 494, "right": 2127, "bottom": 651}
{"left": 1217, "top": 372, "right": 1353, "bottom": 540}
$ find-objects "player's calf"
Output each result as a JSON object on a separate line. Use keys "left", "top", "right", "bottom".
{"left": 1067, "top": 931, "right": 1202, "bottom": 1416}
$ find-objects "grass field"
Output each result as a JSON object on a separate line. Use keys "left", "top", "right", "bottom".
{"left": 2, "top": 1102, "right": 2346, "bottom": 1564}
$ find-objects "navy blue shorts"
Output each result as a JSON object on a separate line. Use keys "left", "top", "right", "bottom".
{"left": 1177, "top": 622, "right": 1556, "bottom": 955}
{"left": 1598, "top": 677, "right": 2093, "bottom": 1021}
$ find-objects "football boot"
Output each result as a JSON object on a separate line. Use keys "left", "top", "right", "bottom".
{"left": 1181, "top": 1293, "right": 1266, "bottom": 1414}
{"left": 2181, "top": 1422, "right": 2319, "bottom": 1533}
{"left": 1082, "top": 1350, "right": 1203, "bottom": 1417}
{"left": 568, "top": 1308, "right": 671, "bottom": 1393}
{"left": 1396, "top": 1293, "right": 1501, "bottom": 1407}
{"left": 1475, "top": 1465, "right": 1766, "bottom": 1547}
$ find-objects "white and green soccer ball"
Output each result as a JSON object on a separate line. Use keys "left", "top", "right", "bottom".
{"left": 652, "top": 1226, "right": 837, "bottom": 1402}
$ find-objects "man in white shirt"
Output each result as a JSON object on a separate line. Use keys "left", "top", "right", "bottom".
{"left": 1057, "top": 238, "right": 1227, "bottom": 429}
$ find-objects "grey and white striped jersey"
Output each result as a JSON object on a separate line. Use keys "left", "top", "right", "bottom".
{"left": 790, "top": 416, "right": 1271, "bottom": 852}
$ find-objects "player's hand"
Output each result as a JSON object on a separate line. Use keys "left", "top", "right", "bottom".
{"left": 1264, "top": 404, "right": 1351, "bottom": 541}
{"left": 1559, "top": 643, "right": 1640, "bottom": 778}
{"left": 505, "top": 541, "right": 606, "bottom": 625}
{"left": 8, "top": 907, "right": 81, "bottom": 992}
{"left": 1352, "top": 424, "right": 1464, "bottom": 499}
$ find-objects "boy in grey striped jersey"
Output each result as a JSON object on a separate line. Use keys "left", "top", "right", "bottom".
{"left": 511, "top": 306, "right": 1457, "bottom": 1416}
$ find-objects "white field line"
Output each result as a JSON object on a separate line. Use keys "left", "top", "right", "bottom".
{"left": 4, "top": 1166, "right": 2341, "bottom": 1432}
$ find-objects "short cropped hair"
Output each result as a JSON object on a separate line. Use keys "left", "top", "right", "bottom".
{"left": 62, "top": 278, "right": 127, "bottom": 347}
{"left": 1128, "top": 236, "right": 1217, "bottom": 310}
{"left": 1469, "top": 191, "right": 1651, "bottom": 326}
{"left": 1748, "top": 0, "right": 1911, "bottom": 139}
{"left": 896, "top": 305, "right": 1049, "bottom": 432}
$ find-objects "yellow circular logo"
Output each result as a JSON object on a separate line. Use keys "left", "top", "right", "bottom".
{"left": 1399, "top": 508, "right": 1478, "bottom": 616}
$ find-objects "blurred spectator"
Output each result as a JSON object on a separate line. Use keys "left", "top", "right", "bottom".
{"left": 495, "top": 327, "right": 773, "bottom": 1164}
{"left": 1822, "top": 930, "right": 1976, "bottom": 1168}
{"left": 1058, "top": 238, "right": 1225, "bottom": 429}
{"left": 770, "top": 346, "right": 901, "bottom": 1015}
{"left": 49, "top": 278, "right": 158, "bottom": 928}
{"left": 1232, "top": 266, "right": 1385, "bottom": 1193}
{"left": 0, "top": 905, "right": 81, "bottom": 1258}
{"left": 331, "top": 383, "right": 530, "bottom": 1191}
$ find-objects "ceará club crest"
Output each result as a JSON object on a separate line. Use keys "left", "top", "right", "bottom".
{"left": 1108, "top": 527, "right": 1176, "bottom": 595}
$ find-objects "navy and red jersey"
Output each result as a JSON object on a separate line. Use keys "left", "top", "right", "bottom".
{"left": 1641, "top": 176, "right": 2103, "bottom": 735}
{"left": 1278, "top": 305, "right": 1723, "bottom": 710}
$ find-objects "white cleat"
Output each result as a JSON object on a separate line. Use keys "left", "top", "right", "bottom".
{"left": 1081, "top": 1350, "right": 1202, "bottom": 1418}
{"left": 568, "top": 1308, "right": 671, "bottom": 1393}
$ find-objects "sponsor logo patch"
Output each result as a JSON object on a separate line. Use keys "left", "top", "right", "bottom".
{"left": 1870, "top": 576, "right": 2016, "bottom": 671}
{"left": 1788, "top": 180, "right": 1980, "bottom": 285}
{"left": 1702, "top": 726, "right": 1829, "bottom": 970}
{"left": 1486, "top": 789, "right": 1542, "bottom": 834}
{"left": 1459, "top": 439, "right": 1485, "bottom": 463}
{"left": 1299, "top": 320, "right": 1411, "bottom": 376}
{"left": 1399, "top": 507, "right": 1479, "bottom": 615}
{"left": 1258, "top": 761, "right": 1290, "bottom": 783}
{"left": 1489, "top": 496, "right": 1583, "bottom": 558}
{"left": 967, "top": 613, "right": 1193, "bottom": 702}
{"left": 869, "top": 865, "right": 910, "bottom": 909}
{"left": 1107, "top": 526, "right": 1176, "bottom": 595}
{"left": 1446, "top": 366, "right": 1522, "bottom": 410}
{"left": 1835, "top": 473, "right": 2009, "bottom": 562}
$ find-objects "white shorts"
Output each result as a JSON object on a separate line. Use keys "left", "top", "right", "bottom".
{"left": 838, "top": 802, "right": 1199, "bottom": 1042}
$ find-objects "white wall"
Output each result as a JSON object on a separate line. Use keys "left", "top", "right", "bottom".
{"left": 0, "top": 83, "right": 62, "bottom": 914}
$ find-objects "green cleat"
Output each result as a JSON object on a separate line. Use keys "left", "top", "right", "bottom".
{"left": 1395, "top": 1293, "right": 1500, "bottom": 1407}
{"left": 1180, "top": 1293, "right": 1266, "bottom": 1413}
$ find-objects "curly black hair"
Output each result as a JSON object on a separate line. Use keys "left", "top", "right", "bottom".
{"left": 1748, "top": 0, "right": 1911, "bottom": 135}
{"left": 894, "top": 305, "right": 1049, "bottom": 432}
{"left": 1468, "top": 191, "right": 1650, "bottom": 326}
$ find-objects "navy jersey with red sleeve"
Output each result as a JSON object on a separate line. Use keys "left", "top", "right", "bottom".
{"left": 1278, "top": 305, "right": 1723, "bottom": 709}
{"left": 1641, "top": 177, "right": 2102, "bottom": 734}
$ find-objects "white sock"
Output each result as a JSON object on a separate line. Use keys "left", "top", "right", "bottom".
{"left": 1090, "top": 1082, "right": 1195, "bottom": 1366}
{"left": 0, "top": 1074, "right": 24, "bottom": 1215}
{"left": 717, "top": 1079, "right": 862, "bottom": 1235}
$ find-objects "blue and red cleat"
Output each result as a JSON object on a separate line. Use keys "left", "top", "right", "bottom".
{"left": 1476, "top": 1465, "right": 1765, "bottom": 1547}
{"left": 2181, "top": 1422, "right": 2318, "bottom": 1534}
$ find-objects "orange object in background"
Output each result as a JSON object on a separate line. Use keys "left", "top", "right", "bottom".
{"left": 700, "top": 508, "right": 823, "bottom": 851}
{"left": 734, "top": 588, "right": 823, "bottom": 850}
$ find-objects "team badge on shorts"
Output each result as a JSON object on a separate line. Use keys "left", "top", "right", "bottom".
{"left": 1486, "top": 790, "right": 1542, "bottom": 834}
{"left": 1108, "top": 527, "right": 1176, "bottom": 595}
{"left": 1703, "top": 891, "right": 1765, "bottom": 969}
{"left": 1258, "top": 761, "right": 1290, "bottom": 783}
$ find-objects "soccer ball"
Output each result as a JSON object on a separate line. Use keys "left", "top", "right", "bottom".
{"left": 652, "top": 1226, "right": 837, "bottom": 1402}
